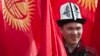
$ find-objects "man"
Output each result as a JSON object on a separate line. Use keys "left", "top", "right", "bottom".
{"left": 57, "top": 2, "right": 96, "bottom": 56}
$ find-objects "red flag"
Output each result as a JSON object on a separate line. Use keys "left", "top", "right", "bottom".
{"left": 91, "top": 0, "right": 100, "bottom": 55}
{"left": 0, "top": 1, "right": 6, "bottom": 56}
{"left": 77, "top": 0, "right": 98, "bottom": 45}
{"left": 37, "top": 0, "right": 67, "bottom": 56}
{"left": 0, "top": 0, "right": 40, "bottom": 56}
{"left": 37, "top": 0, "right": 97, "bottom": 56}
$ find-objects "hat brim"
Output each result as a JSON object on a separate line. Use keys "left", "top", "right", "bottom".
{"left": 57, "top": 18, "right": 86, "bottom": 27}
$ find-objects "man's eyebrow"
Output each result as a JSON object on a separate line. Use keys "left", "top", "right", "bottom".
{"left": 67, "top": 27, "right": 74, "bottom": 29}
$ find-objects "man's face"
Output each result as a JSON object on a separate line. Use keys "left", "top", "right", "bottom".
{"left": 60, "top": 22, "right": 83, "bottom": 45}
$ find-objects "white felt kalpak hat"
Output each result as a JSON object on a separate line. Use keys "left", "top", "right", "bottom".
{"left": 57, "top": 2, "right": 86, "bottom": 27}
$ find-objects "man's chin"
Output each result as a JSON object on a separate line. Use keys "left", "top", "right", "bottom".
{"left": 70, "top": 41, "right": 79, "bottom": 45}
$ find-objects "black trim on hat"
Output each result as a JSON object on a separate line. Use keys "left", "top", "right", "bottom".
{"left": 57, "top": 18, "right": 86, "bottom": 27}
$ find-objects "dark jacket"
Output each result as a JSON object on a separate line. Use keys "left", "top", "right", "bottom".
{"left": 65, "top": 43, "right": 96, "bottom": 56}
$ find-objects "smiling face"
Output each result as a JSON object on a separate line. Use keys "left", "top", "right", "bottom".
{"left": 60, "top": 22, "right": 83, "bottom": 45}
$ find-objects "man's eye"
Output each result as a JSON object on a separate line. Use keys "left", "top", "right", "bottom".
{"left": 67, "top": 27, "right": 73, "bottom": 30}
{"left": 67, "top": 27, "right": 81, "bottom": 30}
{"left": 76, "top": 27, "right": 81, "bottom": 30}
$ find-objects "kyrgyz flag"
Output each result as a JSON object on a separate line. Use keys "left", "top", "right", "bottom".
{"left": 77, "top": 0, "right": 98, "bottom": 45}
{"left": 38, "top": 0, "right": 98, "bottom": 56}
{"left": 91, "top": 0, "right": 100, "bottom": 55}
{"left": 0, "top": 0, "right": 41, "bottom": 56}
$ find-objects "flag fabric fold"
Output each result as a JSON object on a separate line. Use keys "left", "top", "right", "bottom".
{"left": 37, "top": 0, "right": 67, "bottom": 56}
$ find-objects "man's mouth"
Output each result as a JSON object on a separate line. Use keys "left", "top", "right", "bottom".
{"left": 70, "top": 36, "right": 79, "bottom": 41}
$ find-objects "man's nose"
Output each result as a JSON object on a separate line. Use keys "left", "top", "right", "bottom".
{"left": 72, "top": 30, "right": 78, "bottom": 35}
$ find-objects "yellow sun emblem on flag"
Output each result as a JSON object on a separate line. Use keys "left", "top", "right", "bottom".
{"left": 2, "top": 0, "right": 35, "bottom": 32}
{"left": 77, "top": 0, "right": 98, "bottom": 12}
